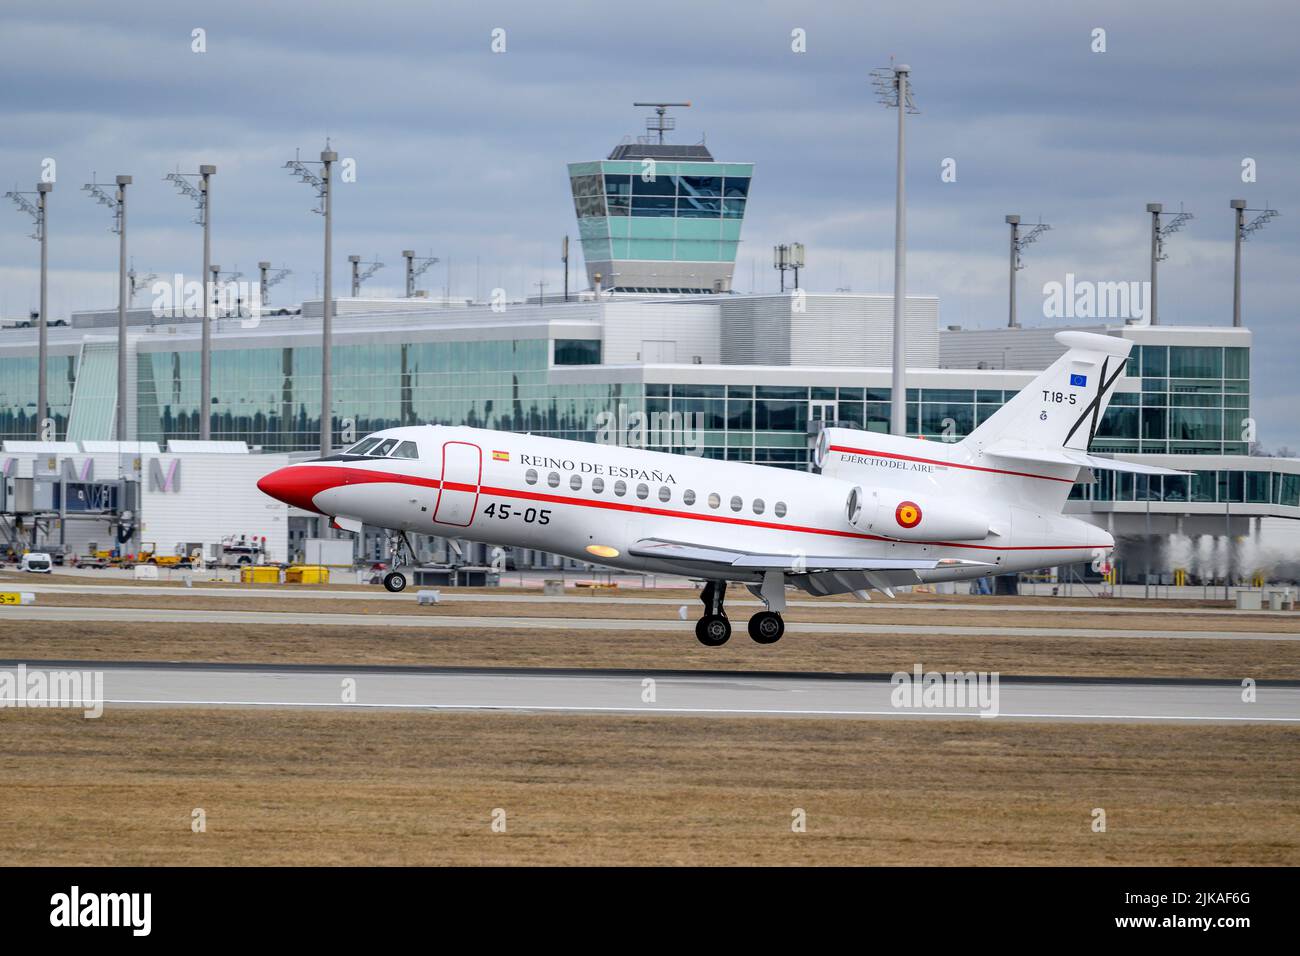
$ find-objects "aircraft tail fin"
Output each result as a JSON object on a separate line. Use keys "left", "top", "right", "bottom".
{"left": 962, "top": 330, "right": 1133, "bottom": 455}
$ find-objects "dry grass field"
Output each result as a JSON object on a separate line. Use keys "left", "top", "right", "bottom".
{"left": 1, "top": 709, "right": 1295, "bottom": 866}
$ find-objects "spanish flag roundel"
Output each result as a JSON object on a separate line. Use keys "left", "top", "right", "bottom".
{"left": 895, "top": 500, "right": 922, "bottom": 529}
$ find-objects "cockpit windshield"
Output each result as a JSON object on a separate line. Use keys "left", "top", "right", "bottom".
{"left": 346, "top": 437, "right": 381, "bottom": 455}
{"left": 343, "top": 435, "right": 421, "bottom": 460}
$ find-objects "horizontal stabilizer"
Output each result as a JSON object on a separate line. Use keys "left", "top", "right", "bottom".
{"left": 986, "top": 444, "right": 1191, "bottom": 477}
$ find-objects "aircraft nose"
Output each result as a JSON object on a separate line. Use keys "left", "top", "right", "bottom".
{"left": 257, "top": 465, "right": 329, "bottom": 514}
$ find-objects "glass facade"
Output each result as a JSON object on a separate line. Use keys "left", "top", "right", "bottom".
{"left": 0, "top": 354, "right": 76, "bottom": 439}
{"left": 0, "top": 335, "right": 1257, "bottom": 478}
{"left": 568, "top": 160, "right": 752, "bottom": 288}
{"left": 1092, "top": 344, "right": 1250, "bottom": 455}
{"left": 1070, "top": 469, "right": 1300, "bottom": 507}
{"left": 132, "top": 339, "right": 641, "bottom": 452}
{"left": 553, "top": 339, "right": 602, "bottom": 366}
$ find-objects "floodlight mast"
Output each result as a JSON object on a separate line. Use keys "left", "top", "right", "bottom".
{"left": 1146, "top": 202, "right": 1193, "bottom": 326}
{"left": 1229, "top": 199, "right": 1279, "bottom": 328}
{"left": 213, "top": 267, "right": 243, "bottom": 316}
{"left": 165, "top": 164, "right": 216, "bottom": 436}
{"left": 284, "top": 146, "right": 337, "bottom": 456}
{"left": 562, "top": 236, "right": 569, "bottom": 302}
{"left": 1005, "top": 215, "right": 1051, "bottom": 328}
{"left": 4, "top": 181, "right": 52, "bottom": 437}
{"left": 349, "top": 254, "right": 384, "bottom": 296}
{"left": 871, "top": 60, "right": 918, "bottom": 436}
{"left": 127, "top": 260, "right": 158, "bottom": 306}
{"left": 402, "top": 250, "right": 440, "bottom": 297}
{"left": 258, "top": 261, "right": 292, "bottom": 307}
{"left": 82, "top": 174, "right": 131, "bottom": 439}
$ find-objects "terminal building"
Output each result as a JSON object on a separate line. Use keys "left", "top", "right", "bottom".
{"left": 1, "top": 109, "right": 1295, "bottom": 582}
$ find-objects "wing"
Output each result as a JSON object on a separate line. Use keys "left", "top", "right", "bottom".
{"left": 628, "top": 538, "right": 994, "bottom": 598}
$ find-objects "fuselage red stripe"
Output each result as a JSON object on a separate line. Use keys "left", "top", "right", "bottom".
{"left": 297, "top": 465, "right": 1106, "bottom": 553}
{"left": 828, "top": 444, "right": 1077, "bottom": 484}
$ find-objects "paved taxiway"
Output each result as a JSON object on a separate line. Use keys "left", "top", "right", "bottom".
{"left": 4, "top": 660, "right": 1297, "bottom": 722}
{"left": 3, "top": 603, "right": 1296, "bottom": 641}
{"left": 7, "top": 581, "right": 1298, "bottom": 617}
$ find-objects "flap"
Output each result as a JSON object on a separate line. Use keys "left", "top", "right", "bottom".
{"left": 629, "top": 538, "right": 994, "bottom": 574}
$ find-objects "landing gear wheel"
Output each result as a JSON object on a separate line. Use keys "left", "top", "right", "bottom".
{"left": 695, "top": 614, "right": 732, "bottom": 647}
{"left": 748, "top": 611, "right": 785, "bottom": 644}
{"left": 383, "top": 571, "right": 407, "bottom": 593}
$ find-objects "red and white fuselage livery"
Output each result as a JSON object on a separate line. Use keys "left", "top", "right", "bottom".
{"left": 257, "top": 330, "right": 1183, "bottom": 645}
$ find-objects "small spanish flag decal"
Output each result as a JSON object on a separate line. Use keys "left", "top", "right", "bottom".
{"left": 895, "top": 500, "right": 922, "bottom": 529}
{"left": 492, "top": 450, "right": 509, "bottom": 462}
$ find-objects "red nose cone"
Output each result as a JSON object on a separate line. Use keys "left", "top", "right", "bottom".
{"left": 257, "top": 465, "right": 331, "bottom": 514}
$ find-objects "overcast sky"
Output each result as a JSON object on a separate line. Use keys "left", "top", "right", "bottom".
{"left": 1, "top": 0, "right": 1296, "bottom": 446}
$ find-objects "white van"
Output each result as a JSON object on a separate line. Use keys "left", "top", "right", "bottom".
{"left": 20, "top": 552, "right": 52, "bottom": 573}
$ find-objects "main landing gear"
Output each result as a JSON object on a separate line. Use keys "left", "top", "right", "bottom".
{"left": 695, "top": 580, "right": 731, "bottom": 646}
{"left": 694, "top": 574, "right": 788, "bottom": 647}
{"left": 382, "top": 530, "right": 418, "bottom": 593}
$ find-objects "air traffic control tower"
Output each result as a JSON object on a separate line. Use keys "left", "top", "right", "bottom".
{"left": 567, "top": 103, "right": 752, "bottom": 294}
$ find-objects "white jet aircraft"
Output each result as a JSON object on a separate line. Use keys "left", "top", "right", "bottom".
{"left": 257, "top": 330, "right": 1183, "bottom": 646}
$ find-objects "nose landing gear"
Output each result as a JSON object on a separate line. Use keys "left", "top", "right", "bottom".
{"left": 381, "top": 530, "right": 418, "bottom": 593}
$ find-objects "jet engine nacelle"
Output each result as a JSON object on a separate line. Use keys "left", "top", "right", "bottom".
{"left": 845, "top": 486, "right": 990, "bottom": 542}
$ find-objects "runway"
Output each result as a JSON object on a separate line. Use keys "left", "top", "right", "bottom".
{"left": 6, "top": 581, "right": 1298, "bottom": 618}
{"left": 4, "top": 659, "right": 1298, "bottom": 722}
{"left": 1, "top": 603, "right": 1295, "bottom": 641}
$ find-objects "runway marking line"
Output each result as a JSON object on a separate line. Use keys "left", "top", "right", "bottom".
{"left": 60, "top": 698, "right": 1300, "bottom": 722}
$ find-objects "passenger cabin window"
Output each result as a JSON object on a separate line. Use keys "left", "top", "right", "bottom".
{"left": 775, "top": 501, "right": 788, "bottom": 518}
{"left": 525, "top": 469, "right": 539, "bottom": 485}
{"left": 614, "top": 480, "right": 627, "bottom": 496}
{"left": 570, "top": 474, "right": 583, "bottom": 491}
{"left": 547, "top": 472, "right": 561, "bottom": 488}
{"left": 658, "top": 486, "right": 671, "bottom": 503}
{"left": 729, "top": 495, "right": 743, "bottom": 512}
{"left": 753, "top": 499, "right": 765, "bottom": 515}
{"left": 708, "top": 493, "right": 721, "bottom": 509}
{"left": 391, "top": 441, "right": 420, "bottom": 459}
{"left": 636, "top": 483, "right": 650, "bottom": 500}
{"left": 683, "top": 490, "right": 696, "bottom": 506}
{"left": 591, "top": 477, "right": 605, "bottom": 494}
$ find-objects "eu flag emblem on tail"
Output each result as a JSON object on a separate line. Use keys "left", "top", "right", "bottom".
{"left": 1069, "top": 374, "right": 1088, "bottom": 387}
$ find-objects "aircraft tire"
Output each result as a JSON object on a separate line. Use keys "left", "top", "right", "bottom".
{"left": 695, "top": 614, "right": 731, "bottom": 647}
{"left": 747, "top": 611, "right": 785, "bottom": 644}
{"left": 383, "top": 571, "right": 407, "bottom": 593}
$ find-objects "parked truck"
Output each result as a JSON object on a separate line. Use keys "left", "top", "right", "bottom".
{"left": 206, "top": 534, "right": 269, "bottom": 569}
